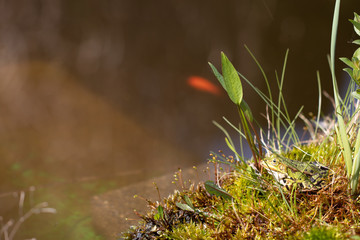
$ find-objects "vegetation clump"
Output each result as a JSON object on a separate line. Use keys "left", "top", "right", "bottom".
{"left": 122, "top": 149, "right": 359, "bottom": 239}
{"left": 122, "top": 2, "right": 360, "bottom": 239}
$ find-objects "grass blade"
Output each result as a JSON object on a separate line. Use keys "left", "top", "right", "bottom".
{"left": 329, "top": 0, "right": 353, "bottom": 178}
{"left": 314, "top": 71, "right": 322, "bottom": 137}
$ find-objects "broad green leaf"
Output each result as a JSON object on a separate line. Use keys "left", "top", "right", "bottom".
{"left": 221, "top": 52, "right": 243, "bottom": 105}
{"left": 355, "top": 12, "right": 360, "bottom": 21}
{"left": 352, "top": 89, "right": 360, "bottom": 100}
{"left": 240, "top": 100, "right": 253, "bottom": 122}
{"left": 352, "top": 12, "right": 360, "bottom": 36}
{"left": 176, "top": 202, "right": 195, "bottom": 212}
{"left": 183, "top": 195, "right": 194, "bottom": 210}
{"left": 353, "top": 39, "right": 360, "bottom": 45}
{"left": 350, "top": 19, "right": 360, "bottom": 36}
{"left": 343, "top": 68, "right": 353, "bottom": 79}
{"left": 353, "top": 48, "right": 360, "bottom": 64}
{"left": 339, "top": 57, "right": 355, "bottom": 68}
{"left": 204, "top": 180, "right": 233, "bottom": 200}
{"left": 353, "top": 69, "right": 360, "bottom": 83}
{"left": 208, "top": 62, "right": 226, "bottom": 90}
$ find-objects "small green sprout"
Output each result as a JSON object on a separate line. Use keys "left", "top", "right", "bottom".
{"left": 153, "top": 205, "right": 165, "bottom": 221}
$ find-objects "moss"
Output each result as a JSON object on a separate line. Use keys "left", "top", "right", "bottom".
{"left": 303, "top": 226, "right": 346, "bottom": 240}
{"left": 166, "top": 222, "right": 212, "bottom": 240}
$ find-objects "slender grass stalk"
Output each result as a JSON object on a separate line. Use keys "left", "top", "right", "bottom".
{"left": 238, "top": 70, "right": 301, "bottom": 150}
{"left": 244, "top": 45, "right": 274, "bottom": 122}
{"left": 329, "top": 0, "right": 353, "bottom": 177}
{"left": 276, "top": 49, "right": 294, "bottom": 148}
{"left": 213, "top": 120, "right": 245, "bottom": 164}
{"left": 237, "top": 106, "right": 260, "bottom": 168}
{"left": 282, "top": 106, "right": 304, "bottom": 148}
{"left": 314, "top": 71, "right": 322, "bottom": 137}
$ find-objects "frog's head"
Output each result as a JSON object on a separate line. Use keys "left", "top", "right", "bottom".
{"left": 260, "top": 155, "right": 287, "bottom": 173}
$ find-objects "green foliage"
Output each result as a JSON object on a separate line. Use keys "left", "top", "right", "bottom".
{"left": 204, "top": 180, "right": 233, "bottom": 200}
{"left": 154, "top": 205, "right": 165, "bottom": 220}
{"left": 336, "top": 7, "right": 360, "bottom": 195}
{"left": 215, "top": 52, "right": 244, "bottom": 106}
{"left": 176, "top": 195, "right": 196, "bottom": 212}
{"left": 209, "top": 54, "right": 252, "bottom": 122}
{"left": 209, "top": 52, "right": 263, "bottom": 171}
{"left": 340, "top": 12, "right": 360, "bottom": 95}
{"left": 350, "top": 12, "right": 360, "bottom": 36}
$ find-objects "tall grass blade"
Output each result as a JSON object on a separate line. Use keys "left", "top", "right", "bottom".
{"left": 238, "top": 71, "right": 301, "bottom": 145}
{"left": 276, "top": 50, "right": 291, "bottom": 143}
{"left": 330, "top": 0, "right": 353, "bottom": 178}
{"left": 213, "top": 120, "right": 244, "bottom": 163}
{"left": 314, "top": 71, "right": 322, "bottom": 137}
{"left": 244, "top": 45, "right": 274, "bottom": 124}
{"left": 351, "top": 149, "right": 360, "bottom": 193}
{"left": 225, "top": 137, "right": 244, "bottom": 163}
{"left": 222, "top": 117, "right": 245, "bottom": 137}
{"left": 351, "top": 120, "right": 360, "bottom": 193}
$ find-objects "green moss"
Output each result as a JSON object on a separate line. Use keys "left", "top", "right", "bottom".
{"left": 303, "top": 226, "right": 346, "bottom": 240}
{"left": 166, "top": 222, "right": 212, "bottom": 240}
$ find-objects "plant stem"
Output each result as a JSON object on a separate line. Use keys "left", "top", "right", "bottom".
{"left": 237, "top": 105, "right": 261, "bottom": 170}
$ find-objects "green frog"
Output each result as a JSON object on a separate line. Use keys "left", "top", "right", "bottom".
{"left": 260, "top": 154, "right": 330, "bottom": 191}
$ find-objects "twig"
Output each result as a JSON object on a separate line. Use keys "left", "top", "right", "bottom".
{"left": 18, "top": 191, "right": 25, "bottom": 217}
{"left": 0, "top": 220, "right": 13, "bottom": 240}
{"left": 9, "top": 202, "right": 56, "bottom": 240}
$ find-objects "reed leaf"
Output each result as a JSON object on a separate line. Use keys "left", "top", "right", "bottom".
{"left": 330, "top": 0, "right": 353, "bottom": 179}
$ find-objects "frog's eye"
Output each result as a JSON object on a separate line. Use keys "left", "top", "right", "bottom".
{"left": 272, "top": 159, "right": 277, "bottom": 163}
{"left": 310, "top": 170, "right": 314, "bottom": 173}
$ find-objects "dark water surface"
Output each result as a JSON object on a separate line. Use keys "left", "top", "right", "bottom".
{"left": 0, "top": 1, "right": 357, "bottom": 239}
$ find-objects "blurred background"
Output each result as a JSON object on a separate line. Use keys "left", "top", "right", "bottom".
{"left": 0, "top": 0, "right": 357, "bottom": 239}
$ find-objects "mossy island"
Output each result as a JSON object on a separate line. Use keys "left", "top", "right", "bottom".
{"left": 121, "top": 2, "right": 360, "bottom": 239}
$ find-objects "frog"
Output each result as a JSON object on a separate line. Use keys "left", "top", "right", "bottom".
{"left": 260, "top": 154, "right": 330, "bottom": 191}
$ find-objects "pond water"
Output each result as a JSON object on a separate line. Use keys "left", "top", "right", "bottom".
{"left": 0, "top": 1, "right": 357, "bottom": 239}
